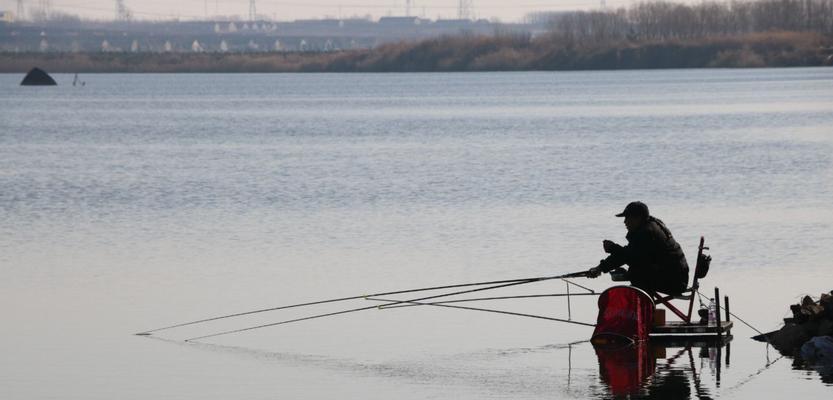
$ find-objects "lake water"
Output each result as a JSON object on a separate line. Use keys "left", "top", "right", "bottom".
{"left": 1, "top": 69, "right": 832, "bottom": 399}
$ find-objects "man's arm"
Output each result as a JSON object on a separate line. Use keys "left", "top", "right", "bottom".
{"left": 587, "top": 241, "right": 627, "bottom": 277}
{"left": 597, "top": 249, "right": 627, "bottom": 273}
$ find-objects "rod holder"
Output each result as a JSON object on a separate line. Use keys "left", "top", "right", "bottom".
{"left": 715, "top": 287, "right": 721, "bottom": 334}
{"left": 724, "top": 295, "right": 731, "bottom": 322}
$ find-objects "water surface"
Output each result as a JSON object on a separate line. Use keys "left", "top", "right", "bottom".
{"left": 1, "top": 69, "right": 832, "bottom": 399}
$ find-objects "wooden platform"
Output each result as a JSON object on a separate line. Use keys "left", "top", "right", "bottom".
{"left": 650, "top": 320, "right": 733, "bottom": 339}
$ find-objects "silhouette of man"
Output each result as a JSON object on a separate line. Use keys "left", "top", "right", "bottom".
{"left": 588, "top": 202, "right": 689, "bottom": 295}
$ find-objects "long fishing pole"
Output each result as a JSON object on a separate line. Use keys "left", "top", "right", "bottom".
{"left": 139, "top": 271, "right": 589, "bottom": 335}
{"left": 378, "top": 292, "right": 600, "bottom": 310}
{"left": 367, "top": 297, "right": 597, "bottom": 327}
{"left": 185, "top": 277, "right": 540, "bottom": 341}
{"left": 185, "top": 271, "right": 589, "bottom": 341}
{"left": 374, "top": 271, "right": 590, "bottom": 311}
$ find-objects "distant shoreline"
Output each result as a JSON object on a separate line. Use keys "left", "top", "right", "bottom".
{"left": 2, "top": 31, "right": 832, "bottom": 74}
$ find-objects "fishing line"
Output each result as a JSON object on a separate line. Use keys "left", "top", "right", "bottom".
{"left": 378, "top": 292, "right": 600, "bottom": 309}
{"left": 366, "top": 297, "right": 597, "bottom": 327}
{"left": 697, "top": 289, "right": 767, "bottom": 337}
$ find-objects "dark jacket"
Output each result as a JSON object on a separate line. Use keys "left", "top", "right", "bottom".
{"left": 599, "top": 217, "right": 690, "bottom": 295}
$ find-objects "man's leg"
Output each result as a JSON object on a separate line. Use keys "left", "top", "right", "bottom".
{"left": 627, "top": 264, "right": 654, "bottom": 292}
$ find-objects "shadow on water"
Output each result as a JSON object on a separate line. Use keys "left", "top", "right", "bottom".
{"left": 144, "top": 333, "right": 743, "bottom": 399}
{"left": 789, "top": 345, "right": 833, "bottom": 385}
{"left": 791, "top": 358, "right": 833, "bottom": 384}
{"left": 591, "top": 338, "right": 734, "bottom": 399}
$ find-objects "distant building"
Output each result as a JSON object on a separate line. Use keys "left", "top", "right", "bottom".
{"left": 433, "top": 19, "right": 475, "bottom": 28}
{"left": 292, "top": 19, "right": 342, "bottom": 29}
{"left": 0, "top": 16, "right": 522, "bottom": 53}
{"left": 0, "top": 10, "right": 15, "bottom": 23}
{"left": 378, "top": 16, "right": 426, "bottom": 26}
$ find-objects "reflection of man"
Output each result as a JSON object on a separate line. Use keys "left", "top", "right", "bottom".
{"left": 588, "top": 202, "right": 689, "bottom": 295}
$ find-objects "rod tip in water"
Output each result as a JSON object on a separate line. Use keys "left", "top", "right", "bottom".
{"left": 135, "top": 332, "right": 152, "bottom": 336}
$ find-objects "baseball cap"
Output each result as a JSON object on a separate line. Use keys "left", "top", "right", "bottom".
{"left": 616, "top": 201, "right": 649, "bottom": 218}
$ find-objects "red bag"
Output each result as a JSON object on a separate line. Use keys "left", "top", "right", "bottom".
{"left": 592, "top": 286, "right": 655, "bottom": 345}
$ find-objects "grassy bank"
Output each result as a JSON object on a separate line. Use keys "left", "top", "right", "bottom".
{"left": 2, "top": 31, "right": 831, "bottom": 73}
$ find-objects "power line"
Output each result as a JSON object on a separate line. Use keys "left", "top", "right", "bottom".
{"left": 38, "top": 0, "right": 51, "bottom": 18}
{"left": 39, "top": 0, "right": 632, "bottom": 21}
{"left": 458, "top": 0, "right": 472, "bottom": 19}
{"left": 115, "top": 0, "right": 130, "bottom": 21}
{"left": 16, "top": 0, "right": 25, "bottom": 19}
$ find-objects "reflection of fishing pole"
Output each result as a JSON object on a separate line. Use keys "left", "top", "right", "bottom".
{"left": 722, "top": 351, "right": 785, "bottom": 394}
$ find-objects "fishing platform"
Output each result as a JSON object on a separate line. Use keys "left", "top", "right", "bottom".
{"left": 592, "top": 236, "right": 733, "bottom": 345}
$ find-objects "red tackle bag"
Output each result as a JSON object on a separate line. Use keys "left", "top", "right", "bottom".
{"left": 591, "top": 286, "right": 655, "bottom": 345}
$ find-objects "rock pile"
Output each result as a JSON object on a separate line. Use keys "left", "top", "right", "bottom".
{"left": 769, "top": 291, "right": 833, "bottom": 355}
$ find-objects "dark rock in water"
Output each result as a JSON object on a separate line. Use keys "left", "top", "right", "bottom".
{"left": 771, "top": 323, "right": 814, "bottom": 355}
{"left": 765, "top": 293, "right": 833, "bottom": 383}
{"left": 770, "top": 291, "right": 833, "bottom": 355}
{"left": 20, "top": 67, "right": 57, "bottom": 86}
{"left": 802, "top": 336, "right": 833, "bottom": 364}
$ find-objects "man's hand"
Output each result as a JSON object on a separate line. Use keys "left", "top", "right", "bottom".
{"left": 602, "top": 240, "right": 620, "bottom": 254}
{"left": 586, "top": 267, "right": 602, "bottom": 278}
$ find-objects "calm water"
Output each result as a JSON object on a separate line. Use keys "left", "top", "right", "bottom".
{"left": 1, "top": 69, "right": 832, "bottom": 399}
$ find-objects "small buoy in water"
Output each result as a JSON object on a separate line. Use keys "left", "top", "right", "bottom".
{"left": 20, "top": 67, "right": 57, "bottom": 86}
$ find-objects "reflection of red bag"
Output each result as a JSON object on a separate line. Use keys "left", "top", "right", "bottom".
{"left": 592, "top": 286, "right": 654, "bottom": 344}
{"left": 594, "top": 343, "right": 656, "bottom": 396}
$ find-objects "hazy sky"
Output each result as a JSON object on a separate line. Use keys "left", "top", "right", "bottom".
{"left": 2, "top": 0, "right": 638, "bottom": 22}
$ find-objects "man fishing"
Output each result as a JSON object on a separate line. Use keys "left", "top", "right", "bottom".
{"left": 587, "top": 202, "right": 689, "bottom": 295}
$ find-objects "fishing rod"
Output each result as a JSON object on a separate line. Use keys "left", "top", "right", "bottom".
{"left": 378, "top": 292, "right": 600, "bottom": 310}
{"left": 183, "top": 270, "right": 591, "bottom": 342}
{"left": 366, "top": 297, "right": 597, "bottom": 327}
{"left": 138, "top": 270, "right": 589, "bottom": 335}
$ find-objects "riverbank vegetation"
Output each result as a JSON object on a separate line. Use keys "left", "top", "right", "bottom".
{"left": 3, "top": 0, "right": 832, "bottom": 73}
